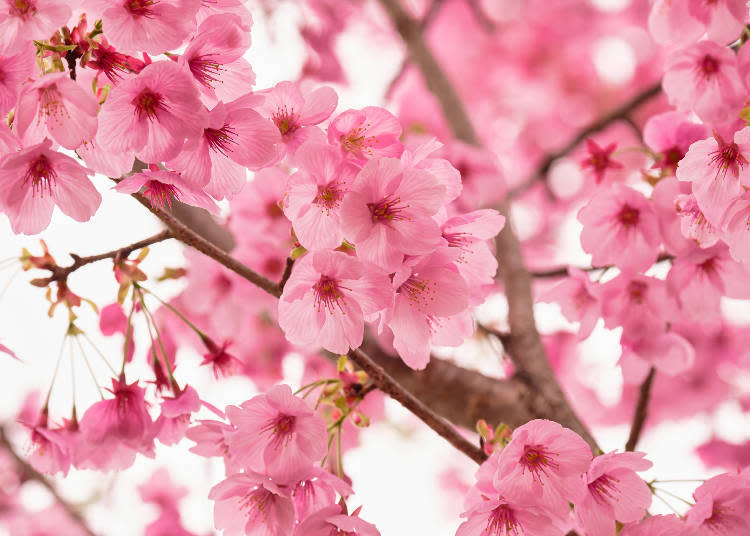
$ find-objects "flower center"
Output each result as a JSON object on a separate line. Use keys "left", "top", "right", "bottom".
{"left": 589, "top": 474, "right": 619, "bottom": 505}
{"left": 189, "top": 54, "right": 223, "bottom": 88}
{"left": 272, "top": 106, "right": 300, "bottom": 136}
{"left": 23, "top": 155, "right": 57, "bottom": 198}
{"left": 519, "top": 445, "right": 559, "bottom": 482}
{"left": 126, "top": 0, "right": 158, "bottom": 17}
{"left": 261, "top": 413, "right": 297, "bottom": 450}
{"left": 132, "top": 90, "right": 165, "bottom": 121}
{"left": 10, "top": 0, "right": 35, "bottom": 16}
{"left": 627, "top": 280, "right": 648, "bottom": 304}
{"left": 699, "top": 54, "right": 720, "bottom": 79}
{"left": 341, "top": 122, "right": 375, "bottom": 157}
{"left": 312, "top": 276, "right": 347, "bottom": 313}
{"left": 205, "top": 124, "right": 238, "bottom": 156}
{"left": 314, "top": 184, "right": 344, "bottom": 211}
{"left": 239, "top": 487, "right": 274, "bottom": 521}
{"left": 367, "top": 195, "right": 408, "bottom": 223}
{"left": 398, "top": 275, "right": 437, "bottom": 312}
{"left": 617, "top": 204, "right": 640, "bottom": 227}
{"left": 142, "top": 181, "right": 180, "bottom": 210}
{"left": 486, "top": 504, "right": 521, "bottom": 536}
{"left": 708, "top": 133, "right": 747, "bottom": 180}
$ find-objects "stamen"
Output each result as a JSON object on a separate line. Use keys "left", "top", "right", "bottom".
{"left": 205, "top": 124, "right": 239, "bottom": 156}
{"left": 23, "top": 155, "right": 57, "bottom": 198}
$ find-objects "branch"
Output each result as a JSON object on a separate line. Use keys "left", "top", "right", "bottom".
{"left": 0, "top": 426, "right": 97, "bottom": 536}
{"left": 530, "top": 253, "right": 675, "bottom": 279}
{"left": 625, "top": 367, "right": 656, "bottom": 452}
{"left": 377, "top": 0, "right": 599, "bottom": 452}
{"left": 348, "top": 348, "right": 486, "bottom": 463}
{"left": 126, "top": 192, "right": 283, "bottom": 298}
{"left": 506, "top": 82, "right": 662, "bottom": 200}
{"left": 36, "top": 230, "right": 173, "bottom": 285}
{"left": 278, "top": 257, "right": 295, "bottom": 292}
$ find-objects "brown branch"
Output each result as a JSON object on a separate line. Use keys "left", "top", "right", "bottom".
{"left": 530, "top": 253, "right": 675, "bottom": 279}
{"left": 278, "top": 257, "right": 295, "bottom": 292}
{"left": 377, "top": 0, "right": 599, "bottom": 452}
{"left": 126, "top": 192, "right": 282, "bottom": 298}
{"left": 0, "top": 426, "right": 97, "bottom": 536}
{"left": 36, "top": 230, "right": 173, "bottom": 285}
{"left": 506, "top": 82, "right": 663, "bottom": 200}
{"left": 348, "top": 348, "right": 486, "bottom": 463}
{"left": 625, "top": 367, "right": 656, "bottom": 452}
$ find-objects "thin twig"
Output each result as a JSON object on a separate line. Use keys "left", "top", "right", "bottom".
{"left": 530, "top": 253, "right": 675, "bottom": 279}
{"left": 36, "top": 230, "right": 173, "bottom": 285}
{"left": 0, "top": 426, "right": 97, "bottom": 536}
{"left": 625, "top": 367, "right": 656, "bottom": 452}
{"left": 348, "top": 348, "right": 486, "bottom": 463}
{"left": 506, "top": 82, "right": 663, "bottom": 200}
{"left": 278, "top": 257, "right": 295, "bottom": 293}
{"left": 126, "top": 191, "right": 282, "bottom": 298}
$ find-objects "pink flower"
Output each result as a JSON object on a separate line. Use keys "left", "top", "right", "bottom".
{"left": 85, "top": 0, "right": 200, "bottom": 55}
{"left": 493, "top": 419, "right": 592, "bottom": 517}
{"left": 642, "top": 111, "right": 708, "bottom": 175}
{"left": 15, "top": 72, "right": 99, "bottom": 150}
{"left": 580, "top": 139, "right": 624, "bottom": 184}
{"left": 386, "top": 250, "right": 469, "bottom": 369}
{"left": 209, "top": 472, "right": 295, "bottom": 536}
{"left": 76, "top": 375, "right": 155, "bottom": 470}
{"left": 278, "top": 250, "right": 392, "bottom": 355}
{"left": 574, "top": 452, "right": 653, "bottom": 536}
{"left": 687, "top": 0, "right": 747, "bottom": 44}
{"left": 138, "top": 467, "right": 188, "bottom": 510}
{"left": 97, "top": 61, "right": 207, "bottom": 163}
{"left": 291, "top": 467, "right": 353, "bottom": 521}
{"left": 721, "top": 191, "right": 750, "bottom": 263}
{"left": 186, "top": 419, "right": 238, "bottom": 470}
{"left": 225, "top": 384, "right": 327, "bottom": 482}
{"left": 200, "top": 338, "right": 243, "bottom": 378}
{"left": 676, "top": 128, "right": 750, "bottom": 227}
{"left": 440, "top": 209, "right": 505, "bottom": 304}
{"left": 167, "top": 98, "right": 279, "bottom": 198}
{"left": 258, "top": 81, "right": 338, "bottom": 157}
{"left": 577, "top": 184, "right": 661, "bottom": 274}
{"left": 0, "top": 46, "right": 34, "bottom": 115}
{"left": 620, "top": 515, "right": 685, "bottom": 536}
{"left": 295, "top": 505, "right": 381, "bottom": 536}
{"left": 339, "top": 157, "right": 446, "bottom": 272}
{"left": 540, "top": 267, "right": 601, "bottom": 340}
{"left": 675, "top": 194, "right": 720, "bottom": 248}
{"left": 25, "top": 413, "right": 72, "bottom": 476}
{"left": 0, "top": 0, "right": 71, "bottom": 55}
{"left": 178, "top": 13, "right": 256, "bottom": 103}
{"left": 662, "top": 41, "right": 745, "bottom": 125}
{"left": 328, "top": 106, "right": 404, "bottom": 163}
{"left": 456, "top": 496, "right": 562, "bottom": 536}
{"left": 0, "top": 139, "right": 101, "bottom": 235}
{"left": 115, "top": 169, "right": 219, "bottom": 215}
{"left": 283, "top": 141, "right": 358, "bottom": 250}
{"left": 686, "top": 473, "right": 750, "bottom": 535}
{"left": 83, "top": 37, "right": 146, "bottom": 83}
{"left": 666, "top": 244, "right": 750, "bottom": 322}
{"left": 600, "top": 274, "right": 677, "bottom": 346}
{"left": 154, "top": 385, "right": 202, "bottom": 445}
{"left": 401, "top": 138, "right": 462, "bottom": 205}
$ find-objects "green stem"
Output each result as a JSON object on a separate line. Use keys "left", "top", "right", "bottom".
{"left": 139, "top": 285, "right": 207, "bottom": 340}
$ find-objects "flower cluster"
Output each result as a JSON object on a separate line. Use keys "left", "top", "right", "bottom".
{"left": 187, "top": 384, "right": 380, "bottom": 535}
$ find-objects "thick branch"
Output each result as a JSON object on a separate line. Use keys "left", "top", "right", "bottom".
{"left": 625, "top": 367, "right": 656, "bottom": 452}
{"left": 506, "top": 82, "right": 663, "bottom": 200}
{"left": 377, "top": 0, "right": 599, "bottom": 452}
{"left": 37, "top": 230, "right": 173, "bottom": 285}
{"left": 0, "top": 426, "right": 96, "bottom": 536}
{"left": 349, "top": 348, "right": 486, "bottom": 463}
